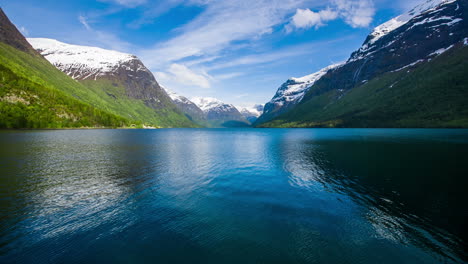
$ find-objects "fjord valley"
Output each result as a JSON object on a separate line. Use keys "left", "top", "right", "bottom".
{"left": 1, "top": 0, "right": 468, "bottom": 263}
{"left": 1, "top": 0, "right": 468, "bottom": 129}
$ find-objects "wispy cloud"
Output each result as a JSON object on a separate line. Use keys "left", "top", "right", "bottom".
{"left": 77, "top": 15, "right": 132, "bottom": 52}
{"left": 213, "top": 72, "right": 245, "bottom": 81}
{"left": 136, "top": 0, "right": 316, "bottom": 89}
{"left": 127, "top": 0, "right": 185, "bottom": 28}
{"left": 139, "top": 0, "right": 304, "bottom": 69}
{"left": 19, "top": 26, "right": 29, "bottom": 36}
{"left": 98, "top": 0, "right": 147, "bottom": 8}
{"left": 155, "top": 64, "right": 212, "bottom": 89}
{"left": 78, "top": 15, "right": 91, "bottom": 30}
{"left": 204, "top": 36, "right": 352, "bottom": 72}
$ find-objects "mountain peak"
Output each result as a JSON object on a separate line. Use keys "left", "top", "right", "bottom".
{"left": 190, "top": 96, "right": 250, "bottom": 127}
{"left": 191, "top": 97, "right": 228, "bottom": 112}
{"left": 27, "top": 38, "right": 144, "bottom": 80}
{"left": 369, "top": 0, "right": 457, "bottom": 44}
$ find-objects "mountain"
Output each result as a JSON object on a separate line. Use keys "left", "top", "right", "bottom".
{"left": 191, "top": 97, "right": 250, "bottom": 127}
{"left": 255, "top": 63, "right": 342, "bottom": 125}
{"left": 240, "top": 104, "right": 264, "bottom": 123}
{"left": 0, "top": 8, "right": 131, "bottom": 128}
{"left": 163, "top": 87, "right": 206, "bottom": 125}
{"left": 27, "top": 38, "right": 197, "bottom": 128}
{"left": 258, "top": 0, "right": 468, "bottom": 128}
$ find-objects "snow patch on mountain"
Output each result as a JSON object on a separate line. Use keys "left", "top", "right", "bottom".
{"left": 163, "top": 87, "right": 190, "bottom": 104}
{"left": 369, "top": 0, "right": 457, "bottom": 44}
{"left": 270, "top": 63, "right": 344, "bottom": 105}
{"left": 191, "top": 97, "right": 236, "bottom": 112}
{"left": 27, "top": 38, "right": 142, "bottom": 80}
{"left": 239, "top": 105, "right": 264, "bottom": 118}
{"left": 350, "top": 0, "right": 459, "bottom": 62}
{"left": 392, "top": 59, "right": 425, "bottom": 72}
{"left": 429, "top": 44, "right": 454, "bottom": 56}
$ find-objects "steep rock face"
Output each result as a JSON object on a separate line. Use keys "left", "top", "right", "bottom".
{"left": 255, "top": 63, "right": 342, "bottom": 124}
{"left": 28, "top": 38, "right": 178, "bottom": 110}
{"left": 303, "top": 0, "right": 467, "bottom": 101}
{"left": 258, "top": 0, "right": 468, "bottom": 128}
{"left": 0, "top": 9, "right": 37, "bottom": 55}
{"left": 164, "top": 88, "right": 206, "bottom": 123}
{"left": 191, "top": 97, "right": 250, "bottom": 127}
{"left": 240, "top": 104, "right": 264, "bottom": 123}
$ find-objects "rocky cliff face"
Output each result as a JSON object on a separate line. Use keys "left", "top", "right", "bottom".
{"left": 164, "top": 88, "right": 206, "bottom": 123}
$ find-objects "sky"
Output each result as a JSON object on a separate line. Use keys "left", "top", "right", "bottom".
{"left": 1, "top": 0, "right": 425, "bottom": 108}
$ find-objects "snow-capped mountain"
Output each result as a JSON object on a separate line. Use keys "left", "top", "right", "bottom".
{"left": 255, "top": 63, "right": 342, "bottom": 124}
{"left": 367, "top": 0, "right": 457, "bottom": 46}
{"left": 28, "top": 38, "right": 143, "bottom": 80}
{"left": 163, "top": 88, "right": 206, "bottom": 123}
{"left": 27, "top": 38, "right": 174, "bottom": 104}
{"left": 191, "top": 97, "right": 250, "bottom": 127}
{"left": 256, "top": 0, "right": 468, "bottom": 128}
{"left": 239, "top": 104, "right": 264, "bottom": 123}
{"left": 307, "top": 0, "right": 465, "bottom": 97}
{"left": 26, "top": 38, "right": 196, "bottom": 127}
{"left": 349, "top": 0, "right": 462, "bottom": 63}
{"left": 297, "top": 0, "right": 468, "bottom": 101}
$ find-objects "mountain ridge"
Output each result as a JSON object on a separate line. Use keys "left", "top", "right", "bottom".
{"left": 27, "top": 38, "right": 197, "bottom": 128}
{"left": 257, "top": 0, "right": 468, "bottom": 128}
{"left": 191, "top": 97, "right": 250, "bottom": 127}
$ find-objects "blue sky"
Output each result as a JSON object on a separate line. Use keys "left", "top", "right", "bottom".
{"left": 2, "top": 0, "right": 424, "bottom": 107}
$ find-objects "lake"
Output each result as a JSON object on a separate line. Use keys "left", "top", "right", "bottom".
{"left": 0, "top": 129, "right": 467, "bottom": 263}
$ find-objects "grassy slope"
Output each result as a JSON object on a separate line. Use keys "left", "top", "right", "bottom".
{"left": 260, "top": 45, "right": 468, "bottom": 128}
{"left": 0, "top": 43, "right": 131, "bottom": 128}
{"left": 80, "top": 79, "right": 199, "bottom": 128}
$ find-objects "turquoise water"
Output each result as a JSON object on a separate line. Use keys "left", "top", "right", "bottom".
{"left": 0, "top": 129, "right": 467, "bottom": 263}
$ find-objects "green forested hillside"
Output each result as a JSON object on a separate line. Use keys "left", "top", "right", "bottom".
{"left": 0, "top": 43, "right": 132, "bottom": 128}
{"left": 259, "top": 45, "right": 468, "bottom": 128}
{"left": 79, "top": 79, "right": 199, "bottom": 128}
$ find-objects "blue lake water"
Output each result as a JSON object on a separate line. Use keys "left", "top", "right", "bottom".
{"left": 0, "top": 128, "right": 467, "bottom": 263}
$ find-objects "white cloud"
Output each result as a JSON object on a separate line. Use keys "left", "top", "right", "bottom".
{"left": 333, "top": 0, "right": 375, "bottom": 28}
{"left": 286, "top": 0, "right": 375, "bottom": 32}
{"left": 157, "top": 64, "right": 212, "bottom": 89}
{"left": 286, "top": 8, "right": 338, "bottom": 31}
